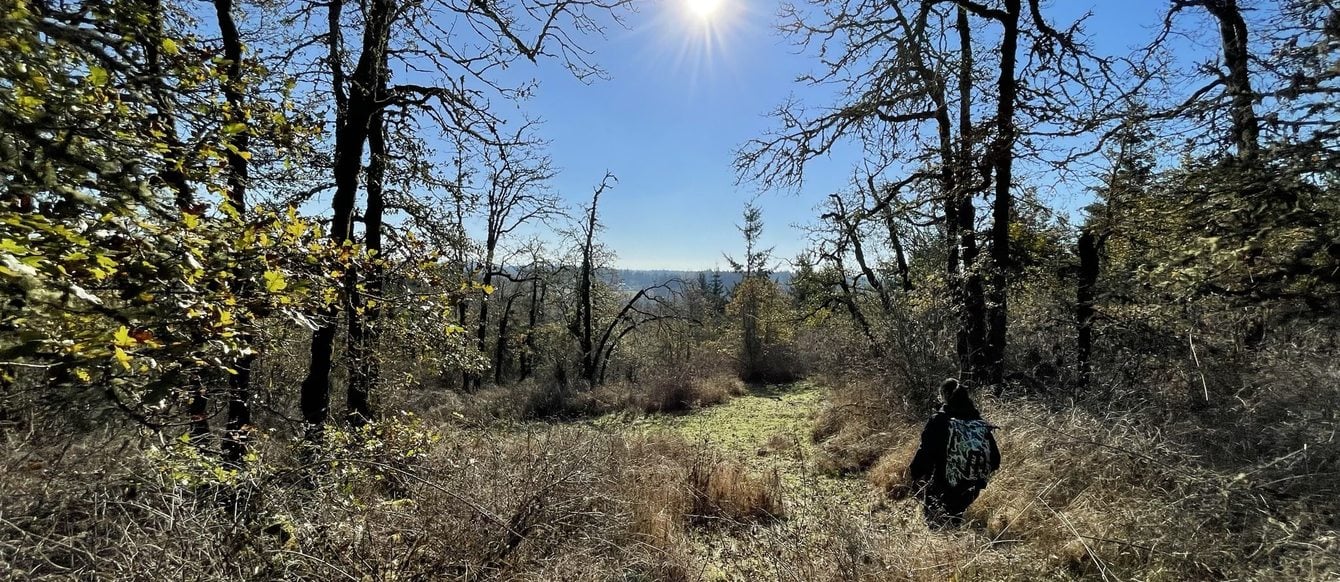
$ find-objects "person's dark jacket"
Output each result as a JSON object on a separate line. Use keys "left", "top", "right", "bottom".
{"left": 908, "top": 401, "right": 1001, "bottom": 491}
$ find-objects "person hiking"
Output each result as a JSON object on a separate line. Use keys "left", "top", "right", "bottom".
{"left": 909, "top": 378, "right": 1001, "bottom": 528}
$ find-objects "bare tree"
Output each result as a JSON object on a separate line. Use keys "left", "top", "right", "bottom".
{"left": 573, "top": 174, "right": 615, "bottom": 384}
{"left": 291, "top": 0, "right": 632, "bottom": 432}
{"left": 465, "top": 134, "right": 560, "bottom": 390}
{"left": 739, "top": 0, "right": 1126, "bottom": 391}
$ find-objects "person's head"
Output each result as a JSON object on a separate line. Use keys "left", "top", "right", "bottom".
{"left": 939, "top": 378, "right": 959, "bottom": 405}
{"left": 938, "top": 378, "right": 977, "bottom": 414}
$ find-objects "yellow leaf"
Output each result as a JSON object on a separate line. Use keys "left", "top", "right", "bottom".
{"left": 263, "top": 270, "right": 288, "bottom": 293}
{"left": 222, "top": 122, "right": 247, "bottom": 134}
{"left": 161, "top": 38, "right": 180, "bottom": 55}
{"left": 0, "top": 239, "right": 25, "bottom": 254}
{"left": 74, "top": 368, "right": 91, "bottom": 382}
{"left": 113, "top": 347, "right": 132, "bottom": 370}
{"left": 219, "top": 200, "right": 241, "bottom": 221}
{"left": 113, "top": 326, "right": 136, "bottom": 348}
{"left": 88, "top": 66, "right": 108, "bottom": 87}
{"left": 182, "top": 213, "right": 199, "bottom": 229}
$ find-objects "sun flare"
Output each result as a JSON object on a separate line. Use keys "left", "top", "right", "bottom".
{"left": 684, "top": 0, "right": 723, "bottom": 19}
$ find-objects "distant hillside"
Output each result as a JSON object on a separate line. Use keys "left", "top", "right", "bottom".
{"left": 607, "top": 269, "right": 792, "bottom": 293}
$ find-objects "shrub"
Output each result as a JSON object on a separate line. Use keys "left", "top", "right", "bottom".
{"left": 633, "top": 371, "right": 743, "bottom": 414}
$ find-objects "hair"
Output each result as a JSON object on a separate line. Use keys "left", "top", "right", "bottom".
{"left": 939, "top": 378, "right": 959, "bottom": 403}
{"left": 939, "top": 378, "right": 981, "bottom": 419}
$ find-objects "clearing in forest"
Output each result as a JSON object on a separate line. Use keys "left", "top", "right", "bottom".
{"left": 589, "top": 382, "right": 1020, "bottom": 580}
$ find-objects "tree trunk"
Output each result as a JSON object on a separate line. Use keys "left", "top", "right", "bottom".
{"left": 302, "top": 0, "right": 393, "bottom": 434}
{"left": 880, "top": 205, "right": 914, "bottom": 292}
{"left": 470, "top": 264, "right": 494, "bottom": 391}
{"left": 832, "top": 193, "right": 889, "bottom": 313}
{"left": 1203, "top": 0, "right": 1259, "bottom": 160}
{"left": 223, "top": 354, "right": 254, "bottom": 463}
{"left": 833, "top": 252, "right": 876, "bottom": 345}
{"left": 1076, "top": 230, "right": 1099, "bottom": 392}
{"left": 955, "top": 5, "right": 989, "bottom": 388}
{"left": 577, "top": 185, "right": 604, "bottom": 385}
{"left": 145, "top": 0, "right": 194, "bottom": 211}
{"left": 493, "top": 283, "right": 518, "bottom": 384}
{"left": 520, "top": 279, "right": 541, "bottom": 380}
{"left": 187, "top": 379, "right": 211, "bottom": 442}
{"left": 346, "top": 65, "right": 388, "bottom": 427}
{"left": 211, "top": 0, "right": 253, "bottom": 464}
{"left": 985, "top": 0, "right": 1021, "bottom": 394}
{"left": 458, "top": 296, "right": 472, "bottom": 392}
{"left": 578, "top": 261, "right": 595, "bottom": 383}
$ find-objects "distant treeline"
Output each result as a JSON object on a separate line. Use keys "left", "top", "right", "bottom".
{"left": 606, "top": 269, "right": 793, "bottom": 294}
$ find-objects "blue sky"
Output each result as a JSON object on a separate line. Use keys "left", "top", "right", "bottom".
{"left": 488, "top": 0, "right": 1194, "bottom": 269}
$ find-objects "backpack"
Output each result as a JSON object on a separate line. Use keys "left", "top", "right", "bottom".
{"left": 944, "top": 418, "right": 994, "bottom": 487}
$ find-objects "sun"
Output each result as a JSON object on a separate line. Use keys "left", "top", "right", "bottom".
{"left": 646, "top": 0, "right": 745, "bottom": 87}
{"left": 684, "top": 0, "right": 723, "bottom": 19}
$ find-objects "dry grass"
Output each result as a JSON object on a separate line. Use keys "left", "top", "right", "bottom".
{"left": 433, "top": 371, "right": 746, "bottom": 422}
{"left": 635, "top": 373, "right": 745, "bottom": 414}
{"left": 867, "top": 432, "right": 920, "bottom": 500}
{"left": 814, "top": 425, "right": 897, "bottom": 476}
{"left": 5, "top": 334, "right": 1337, "bottom": 582}
{"left": 689, "top": 457, "right": 784, "bottom": 523}
{"left": 825, "top": 387, "right": 1340, "bottom": 581}
{"left": 810, "top": 403, "right": 845, "bottom": 443}
{"left": 810, "top": 378, "right": 913, "bottom": 476}
{"left": 1, "top": 417, "right": 799, "bottom": 581}
{"left": 757, "top": 432, "right": 797, "bottom": 456}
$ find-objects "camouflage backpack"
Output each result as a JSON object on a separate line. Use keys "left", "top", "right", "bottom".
{"left": 944, "top": 418, "right": 994, "bottom": 487}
